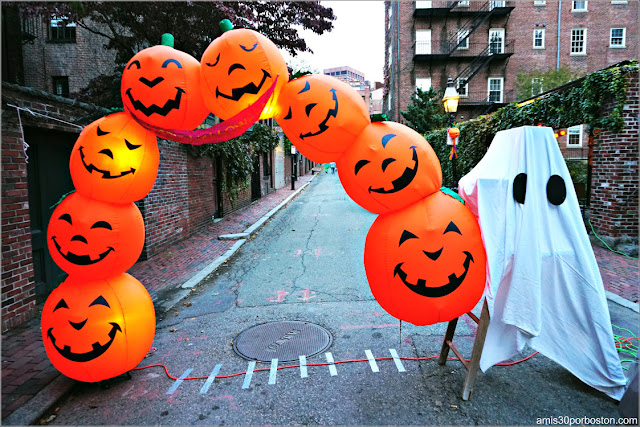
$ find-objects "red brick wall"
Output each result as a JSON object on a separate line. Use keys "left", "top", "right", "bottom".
{"left": 590, "top": 70, "right": 639, "bottom": 239}
{"left": 187, "top": 154, "right": 215, "bottom": 234}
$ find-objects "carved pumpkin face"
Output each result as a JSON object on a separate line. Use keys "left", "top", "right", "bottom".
{"left": 337, "top": 121, "right": 442, "bottom": 214}
{"left": 200, "top": 28, "right": 288, "bottom": 120}
{"left": 41, "top": 273, "right": 155, "bottom": 382}
{"left": 364, "top": 191, "right": 486, "bottom": 326}
{"left": 47, "top": 192, "right": 145, "bottom": 280}
{"left": 274, "top": 74, "right": 371, "bottom": 163}
{"left": 121, "top": 45, "right": 210, "bottom": 130}
{"left": 69, "top": 112, "right": 159, "bottom": 203}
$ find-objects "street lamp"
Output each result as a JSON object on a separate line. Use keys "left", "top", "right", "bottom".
{"left": 290, "top": 145, "right": 297, "bottom": 190}
{"left": 442, "top": 77, "right": 460, "bottom": 189}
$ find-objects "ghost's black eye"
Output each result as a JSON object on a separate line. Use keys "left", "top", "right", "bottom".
{"left": 513, "top": 173, "right": 527, "bottom": 204}
{"left": 546, "top": 175, "right": 566, "bottom": 206}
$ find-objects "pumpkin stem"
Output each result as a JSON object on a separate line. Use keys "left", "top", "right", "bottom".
{"left": 219, "top": 19, "right": 234, "bottom": 33}
{"left": 161, "top": 33, "right": 174, "bottom": 48}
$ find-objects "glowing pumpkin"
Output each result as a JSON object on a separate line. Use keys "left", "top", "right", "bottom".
{"left": 337, "top": 121, "right": 442, "bottom": 214}
{"left": 47, "top": 192, "right": 144, "bottom": 280}
{"left": 200, "top": 21, "right": 288, "bottom": 120}
{"left": 69, "top": 112, "right": 159, "bottom": 204}
{"left": 41, "top": 273, "right": 155, "bottom": 382}
{"left": 448, "top": 127, "right": 460, "bottom": 139}
{"left": 364, "top": 191, "right": 486, "bottom": 326}
{"left": 274, "top": 74, "right": 370, "bottom": 163}
{"left": 121, "top": 34, "right": 210, "bottom": 131}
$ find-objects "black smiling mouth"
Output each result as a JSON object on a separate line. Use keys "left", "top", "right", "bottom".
{"left": 79, "top": 147, "right": 136, "bottom": 179}
{"left": 51, "top": 236, "right": 114, "bottom": 266}
{"left": 47, "top": 322, "right": 122, "bottom": 363}
{"left": 216, "top": 69, "right": 271, "bottom": 101}
{"left": 369, "top": 146, "right": 419, "bottom": 194}
{"left": 393, "top": 251, "right": 474, "bottom": 298}
{"left": 299, "top": 88, "right": 338, "bottom": 140}
{"left": 125, "top": 86, "right": 185, "bottom": 117}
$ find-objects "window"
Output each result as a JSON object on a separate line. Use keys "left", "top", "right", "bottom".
{"left": 415, "top": 29, "right": 431, "bottom": 54}
{"left": 572, "top": 1, "right": 587, "bottom": 11}
{"left": 534, "top": 1, "right": 546, "bottom": 5}
{"left": 490, "top": 1, "right": 505, "bottom": 9}
{"left": 489, "top": 28, "right": 505, "bottom": 54}
{"left": 416, "top": 78, "right": 432, "bottom": 92}
{"left": 49, "top": 16, "right": 76, "bottom": 42}
{"left": 611, "top": 1, "right": 628, "bottom": 4}
{"left": 457, "top": 78, "right": 469, "bottom": 97}
{"left": 416, "top": 1, "right": 432, "bottom": 8}
{"left": 388, "top": 45, "right": 392, "bottom": 69}
{"left": 52, "top": 76, "right": 69, "bottom": 97}
{"left": 567, "top": 125, "right": 584, "bottom": 147}
{"left": 571, "top": 28, "right": 587, "bottom": 54}
{"left": 458, "top": 1, "right": 470, "bottom": 6}
{"left": 610, "top": 28, "right": 626, "bottom": 48}
{"left": 488, "top": 77, "right": 504, "bottom": 103}
{"left": 531, "top": 77, "right": 544, "bottom": 96}
{"left": 457, "top": 29, "right": 469, "bottom": 49}
{"left": 533, "top": 29, "right": 545, "bottom": 48}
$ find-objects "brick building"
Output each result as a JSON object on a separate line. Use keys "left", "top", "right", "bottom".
{"left": 324, "top": 66, "right": 374, "bottom": 113}
{"left": 384, "top": 0, "right": 638, "bottom": 122}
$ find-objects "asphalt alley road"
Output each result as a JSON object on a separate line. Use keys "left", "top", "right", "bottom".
{"left": 48, "top": 172, "right": 631, "bottom": 425}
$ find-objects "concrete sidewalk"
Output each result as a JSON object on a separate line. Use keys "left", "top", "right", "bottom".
{"left": 2, "top": 171, "right": 638, "bottom": 424}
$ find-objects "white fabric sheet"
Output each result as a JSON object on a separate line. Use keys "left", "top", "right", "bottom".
{"left": 458, "top": 126, "right": 627, "bottom": 400}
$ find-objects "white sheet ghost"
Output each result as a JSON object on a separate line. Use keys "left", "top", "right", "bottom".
{"left": 458, "top": 126, "right": 627, "bottom": 400}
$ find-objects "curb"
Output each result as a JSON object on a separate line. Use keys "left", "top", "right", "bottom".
{"left": 3, "top": 374, "right": 75, "bottom": 426}
{"left": 606, "top": 290, "right": 639, "bottom": 313}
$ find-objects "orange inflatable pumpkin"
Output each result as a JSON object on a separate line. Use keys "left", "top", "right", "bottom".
{"left": 200, "top": 21, "right": 288, "bottom": 120}
{"left": 47, "top": 192, "right": 145, "bottom": 280}
{"left": 121, "top": 34, "right": 210, "bottom": 131}
{"left": 274, "top": 74, "right": 370, "bottom": 163}
{"left": 41, "top": 273, "right": 155, "bottom": 382}
{"left": 448, "top": 127, "right": 460, "bottom": 139}
{"left": 69, "top": 112, "right": 159, "bottom": 204}
{"left": 337, "top": 121, "right": 442, "bottom": 214}
{"left": 364, "top": 191, "right": 486, "bottom": 326}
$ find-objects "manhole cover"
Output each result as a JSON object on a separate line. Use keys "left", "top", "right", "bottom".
{"left": 233, "top": 321, "right": 332, "bottom": 362}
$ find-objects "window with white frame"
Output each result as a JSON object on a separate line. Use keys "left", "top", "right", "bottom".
{"left": 533, "top": 29, "right": 545, "bottom": 48}
{"left": 388, "top": 44, "right": 392, "bottom": 69}
{"left": 416, "top": 78, "right": 432, "bottom": 92}
{"left": 490, "top": 1, "right": 505, "bottom": 9}
{"left": 572, "top": 1, "right": 587, "bottom": 11}
{"left": 458, "top": 1, "right": 470, "bottom": 6}
{"left": 415, "top": 29, "right": 431, "bottom": 54}
{"left": 457, "top": 29, "right": 469, "bottom": 49}
{"left": 567, "top": 125, "right": 584, "bottom": 147}
{"left": 571, "top": 28, "right": 587, "bottom": 54}
{"left": 388, "top": 4, "right": 393, "bottom": 29}
{"left": 457, "top": 78, "right": 469, "bottom": 97}
{"left": 611, "top": 1, "right": 628, "bottom": 4}
{"left": 534, "top": 1, "right": 546, "bottom": 5}
{"left": 488, "top": 77, "right": 504, "bottom": 102}
{"left": 610, "top": 28, "right": 626, "bottom": 47}
{"left": 489, "top": 28, "right": 505, "bottom": 54}
{"left": 416, "top": 1, "right": 432, "bottom": 9}
{"left": 531, "top": 77, "right": 544, "bottom": 96}
{"left": 49, "top": 16, "right": 76, "bottom": 42}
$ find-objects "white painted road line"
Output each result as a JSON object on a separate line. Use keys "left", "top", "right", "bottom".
{"left": 166, "top": 368, "right": 193, "bottom": 395}
{"left": 299, "top": 355, "right": 308, "bottom": 378}
{"left": 365, "top": 349, "right": 380, "bottom": 373}
{"left": 390, "top": 349, "right": 406, "bottom": 372}
{"left": 326, "top": 352, "right": 338, "bottom": 376}
{"left": 242, "top": 361, "right": 257, "bottom": 389}
{"left": 200, "top": 364, "right": 223, "bottom": 394}
{"left": 268, "top": 359, "right": 278, "bottom": 385}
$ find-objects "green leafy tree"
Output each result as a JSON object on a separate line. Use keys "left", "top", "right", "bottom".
{"left": 17, "top": 1, "right": 335, "bottom": 107}
{"left": 401, "top": 87, "right": 449, "bottom": 134}
{"left": 515, "top": 67, "right": 580, "bottom": 100}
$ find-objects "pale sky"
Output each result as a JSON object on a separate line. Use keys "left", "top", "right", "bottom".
{"left": 283, "top": 1, "right": 385, "bottom": 84}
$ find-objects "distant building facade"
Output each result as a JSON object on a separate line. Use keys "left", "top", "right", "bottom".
{"left": 324, "top": 66, "right": 374, "bottom": 114}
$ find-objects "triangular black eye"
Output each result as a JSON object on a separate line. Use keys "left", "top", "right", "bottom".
{"left": 513, "top": 173, "right": 527, "bottom": 204}
{"left": 547, "top": 175, "right": 566, "bottom": 206}
{"left": 443, "top": 221, "right": 461, "bottom": 235}
{"left": 298, "top": 80, "right": 311, "bottom": 94}
{"left": 354, "top": 159, "right": 370, "bottom": 175}
{"left": 305, "top": 103, "right": 317, "bottom": 117}
{"left": 399, "top": 230, "right": 419, "bottom": 246}
{"left": 97, "top": 126, "right": 109, "bottom": 136}
{"left": 283, "top": 107, "right": 292, "bottom": 120}
{"left": 90, "top": 221, "right": 112, "bottom": 230}
{"left": 381, "top": 158, "right": 396, "bottom": 172}
{"left": 59, "top": 213, "right": 72, "bottom": 224}
{"left": 89, "top": 295, "right": 110, "bottom": 308}
{"left": 53, "top": 299, "right": 69, "bottom": 312}
{"left": 125, "top": 139, "right": 142, "bottom": 150}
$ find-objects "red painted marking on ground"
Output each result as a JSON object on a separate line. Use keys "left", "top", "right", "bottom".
{"left": 403, "top": 336, "right": 414, "bottom": 345}
{"left": 340, "top": 323, "right": 401, "bottom": 330}
{"left": 295, "top": 249, "right": 302, "bottom": 256}
{"left": 268, "top": 290, "right": 289, "bottom": 303}
{"left": 297, "top": 288, "right": 316, "bottom": 301}
{"left": 209, "top": 395, "right": 238, "bottom": 410}
{"left": 314, "top": 248, "right": 322, "bottom": 258}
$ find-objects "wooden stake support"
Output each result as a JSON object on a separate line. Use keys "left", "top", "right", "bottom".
{"left": 438, "top": 298, "right": 491, "bottom": 400}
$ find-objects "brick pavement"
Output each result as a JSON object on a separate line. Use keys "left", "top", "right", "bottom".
{"left": 1, "top": 170, "right": 638, "bottom": 421}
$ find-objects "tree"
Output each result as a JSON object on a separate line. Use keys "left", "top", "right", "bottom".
{"left": 401, "top": 87, "right": 449, "bottom": 134}
{"left": 19, "top": 2, "right": 335, "bottom": 107}
{"left": 515, "top": 67, "right": 579, "bottom": 101}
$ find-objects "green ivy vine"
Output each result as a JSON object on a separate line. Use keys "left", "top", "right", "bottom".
{"left": 424, "top": 61, "right": 637, "bottom": 186}
{"left": 190, "top": 122, "right": 281, "bottom": 202}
